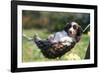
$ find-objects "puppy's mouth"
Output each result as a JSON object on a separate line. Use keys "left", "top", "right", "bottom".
{"left": 68, "top": 31, "right": 76, "bottom": 38}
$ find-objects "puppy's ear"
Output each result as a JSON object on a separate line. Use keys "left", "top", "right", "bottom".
{"left": 76, "top": 26, "right": 83, "bottom": 42}
{"left": 77, "top": 26, "right": 83, "bottom": 36}
{"left": 64, "top": 23, "right": 70, "bottom": 32}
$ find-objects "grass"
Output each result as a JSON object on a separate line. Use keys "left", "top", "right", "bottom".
{"left": 22, "top": 28, "right": 90, "bottom": 62}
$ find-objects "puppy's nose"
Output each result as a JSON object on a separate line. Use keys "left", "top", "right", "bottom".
{"left": 69, "top": 31, "right": 72, "bottom": 34}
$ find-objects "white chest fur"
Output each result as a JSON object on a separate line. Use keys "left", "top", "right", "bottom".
{"left": 48, "top": 30, "right": 74, "bottom": 46}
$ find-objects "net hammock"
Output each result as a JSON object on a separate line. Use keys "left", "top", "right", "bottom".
{"left": 23, "top": 24, "right": 90, "bottom": 59}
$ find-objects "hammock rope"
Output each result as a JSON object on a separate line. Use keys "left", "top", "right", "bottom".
{"left": 83, "top": 24, "right": 90, "bottom": 32}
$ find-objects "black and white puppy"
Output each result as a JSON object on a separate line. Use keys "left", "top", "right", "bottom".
{"left": 48, "top": 21, "right": 83, "bottom": 46}
{"left": 34, "top": 21, "right": 83, "bottom": 48}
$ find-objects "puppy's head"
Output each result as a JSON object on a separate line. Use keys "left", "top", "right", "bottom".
{"left": 64, "top": 21, "right": 83, "bottom": 42}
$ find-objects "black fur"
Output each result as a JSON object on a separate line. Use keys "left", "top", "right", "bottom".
{"left": 64, "top": 22, "right": 71, "bottom": 33}
{"left": 77, "top": 26, "right": 83, "bottom": 36}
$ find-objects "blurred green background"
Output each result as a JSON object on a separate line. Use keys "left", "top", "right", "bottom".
{"left": 22, "top": 10, "right": 90, "bottom": 62}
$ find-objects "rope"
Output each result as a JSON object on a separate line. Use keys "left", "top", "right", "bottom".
{"left": 23, "top": 34, "right": 33, "bottom": 41}
{"left": 83, "top": 24, "right": 90, "bottom": 32}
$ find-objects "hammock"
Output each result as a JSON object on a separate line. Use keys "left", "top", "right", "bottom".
{"left": 33, "top": 35, "right": 76, "bottom": 59}
{"left": 23, "top": 24, "right": 90, "bottom": 59}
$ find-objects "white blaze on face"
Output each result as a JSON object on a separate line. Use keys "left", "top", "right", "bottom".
{"left": 71, "top": 22, "right": 78, "bottom": 25}
{"left": 68, "top": 22, "right": 78, "bottom": 37}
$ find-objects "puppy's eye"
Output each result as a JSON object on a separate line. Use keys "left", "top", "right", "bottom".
{"left": 73, "top": 25, "right": 77, "bottom": 29}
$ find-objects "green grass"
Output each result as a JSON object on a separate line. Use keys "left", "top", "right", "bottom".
{"left": 22, "top": 28, "right": 90, "bottom": 62}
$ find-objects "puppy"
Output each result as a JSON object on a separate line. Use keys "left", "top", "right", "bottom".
{"left": 48, "top": 21, "right": 83, "bottom": 48}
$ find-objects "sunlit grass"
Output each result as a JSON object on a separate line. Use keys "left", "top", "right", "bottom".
{"left": 22, "top": 28, "right": 90, "bottom": 62}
